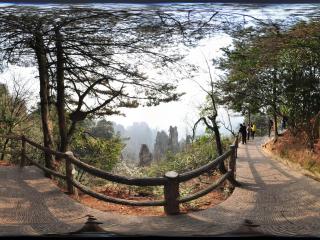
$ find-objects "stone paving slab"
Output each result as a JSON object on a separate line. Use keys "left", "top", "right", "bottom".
{"left": 0, "top": 137, "right": 319, "bottom": 236}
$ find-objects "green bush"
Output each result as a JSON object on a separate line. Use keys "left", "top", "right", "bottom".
{"left": 71, "top": 130, "right": 124, "bottom": 172}
{"left": 142, "top": 134, "right": 232, "bottom": 177}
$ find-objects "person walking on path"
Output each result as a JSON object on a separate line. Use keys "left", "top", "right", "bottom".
{"left": 239, "top": 123, "right": 247, "bottom": 144}
{"left": 247, "top": 123, "right": 251, "bottom": 140}
{"left": 281, "top": 116, "right": 288, "bottom": 130}
{"left": 251, "top": 123, "right": 256, "bottom": 139}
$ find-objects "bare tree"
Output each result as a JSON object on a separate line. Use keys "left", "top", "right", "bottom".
{"left": 0, "top": 77, "right": 32, "bottom": 160}
{"left": 192, "top": 55, "right": 227, "bottom": 173}
{"left": 219, "top": 108, "right": 236, "bottom": 137}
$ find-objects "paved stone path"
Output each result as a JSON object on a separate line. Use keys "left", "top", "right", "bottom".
{"left": 0, "top": 137, "right": 319, "bottom": 236}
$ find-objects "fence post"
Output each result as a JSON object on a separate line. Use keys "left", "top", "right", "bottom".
{"left": 164, "top": 171, "right": 180, "bottom": 215}
{"left": 20, "top": 135, "right": 26, "bottom": 168}
{"left": 65, "top": 151, "right": 77, "bottom": 195}
{"left": 234, "top": 136, "right": 238, "bottom": 159}
{"left": 228, "top": 145, "right": 241, "bottom": 187}
{"left": 229, "top": 145, "right": 236, "bottom": 179}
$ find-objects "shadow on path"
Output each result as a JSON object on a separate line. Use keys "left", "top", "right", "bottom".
{"left": 0, "top": 137, "right": 319, "bottom": 237}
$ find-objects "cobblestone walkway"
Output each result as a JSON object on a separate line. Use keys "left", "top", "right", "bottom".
{"left": 0, "top": 137, "right": 319, "bottom": 236}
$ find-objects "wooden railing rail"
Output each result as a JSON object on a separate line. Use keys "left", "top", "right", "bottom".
{"left": 178, "top": 171, "right": 232, "bottom": 204}
{"left": 0, "top": 134, "right": 240, "bottom": 215}
{"left": 25, "top": 155, "right": 67, "bottom": 180}
{"left": 71, "top": 178, "right": 166, "bottom": 207}
{"left": 178, "top": 150, "right": 232, "bottom": 182}
{"left": 64, "top": 151, "right": 167, "bottom": 186}
{"left": 23, "top": 136, "right": 167, "bottom": 186}
{"left": 0, "top": 135, "right": 22, "bottom": 141}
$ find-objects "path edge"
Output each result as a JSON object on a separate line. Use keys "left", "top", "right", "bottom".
{"left": 260, "top": 136, "right": 320, "bottom": 182}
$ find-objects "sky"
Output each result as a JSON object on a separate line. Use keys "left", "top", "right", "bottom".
{"left": 0, "top": 3, "right": 318, "bottom": 139}
{"left": 92, "top": 3, "right": 318, "bottom": 138}
{"left": 107, "top": 34, "right": 241, "bottom": 138}
{"left": 0, "top": 34, "right": 240, "bottom": 139}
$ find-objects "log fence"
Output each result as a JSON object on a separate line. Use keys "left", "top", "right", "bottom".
{"left": 0, "top": 134, "right": 240, "bottom": 215}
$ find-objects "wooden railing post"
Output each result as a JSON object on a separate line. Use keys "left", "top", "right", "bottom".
{"left": 234, "top": 136, "right": 238, "bottom": 159}
{"left": 229, "top": 145, "right": 236, "bottom": 178}
{"left": 164, "top": 171, "right": 180, "bottom": 215}
{"left": 20, "top": 135, "right": 26, "bottom": 168}
{"left": 65, "top": 151, "right": 77, "bottom": 195}
{"left": 228, "top": 145, "right": 241, "bottom": 187}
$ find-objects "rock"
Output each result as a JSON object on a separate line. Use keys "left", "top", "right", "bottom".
{"left": 138, "top": 144, "right": 153, "bottom": 166}
{"left": 153, "top": 126, "right": 181, "bottom": 161}
{"left": 153, "top": 131, "right": 169, "bottom": 161}
{"left": 186, "top": 135, "right": 192, "bottom": 145}
{"left": 168, "top": 126, "right": 179, "bottom": 154}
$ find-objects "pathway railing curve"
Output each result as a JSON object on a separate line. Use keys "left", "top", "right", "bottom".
{"left": 0, "top": 134, "right": 240, "bottom": 215}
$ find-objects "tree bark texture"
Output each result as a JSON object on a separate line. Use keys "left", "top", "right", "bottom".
{"left": 55, "top": 29, "right": 69, "bottom": 154}
{"left": 34, "top": 31, "right": 54, "bottom": 173}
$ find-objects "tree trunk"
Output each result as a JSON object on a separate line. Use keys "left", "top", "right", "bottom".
{"left": 272, "top": 72, "right": 279, "bottom": 139}
{"left": 273, "top": 110, "right": 278, "bottom": 139}
{"left": 34, "top": 32, "right": 54, "bottom": 174}
{"left": 194, "top": 116, "right": 226, "bottom": 173}
{"left": 212, "top": 120, "right": 227, "bottom": 173}
{"left": 55, "top": 29, "right": 69, "bottom": 154}
{"left": 313, "top": 111, "right": 320, "bottom": 140}
{"left": 213, "top": 124, "right": 223, "bottom": 156}
{"left": 0, "top": 138, "right": 10, "bottom": 160}
{"left": 0, "top": 127, "right": 12, "bottom": 160}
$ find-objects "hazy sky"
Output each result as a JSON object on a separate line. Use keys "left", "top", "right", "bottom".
{"left": 0, "top": 35, "right": 239, "bottom": 139}
{"left": 108, "top": 35, "right": 240, "bottom": 138}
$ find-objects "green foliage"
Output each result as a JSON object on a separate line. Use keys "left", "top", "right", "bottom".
{"left": 90, "top": 119, "right": 115, "bottom": 140}
{"left": 109, "top": 134, "right": 232, "bottom": 198}
{"left": 143, "top": 134, "right": 231, "bottom": 177}
{"left": 272, "top": 22, "right": 320, "bottom": 145}
{"left": 71, "top": 129, "right": 124, "bottom": 172}
{"left": 244, "top": 113, "right": 269, "bottom": 136}
{"left": 217, "top": 20, "right": 320, "bottom": 147}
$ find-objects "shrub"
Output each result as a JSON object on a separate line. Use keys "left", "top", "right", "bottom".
{"left": 71, "top": 130, "right": 124, "bottom": 172}
{"left": 142, "top": 134, "right": 232, "bottom": 177}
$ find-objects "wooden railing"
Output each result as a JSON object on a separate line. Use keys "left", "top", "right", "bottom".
{"left": 0, "top": 134, "right": 240, "bottom": 215}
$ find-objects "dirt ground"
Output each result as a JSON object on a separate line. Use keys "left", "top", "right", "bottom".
{"left": 0, "top": 159, "right": 230, "bottom": 216}
{"left": 70, "top": 174, "right": 230, "bottom": 216}
{"left": 74, "top": 190, "right": 226, "bottom": 216}
{"left": 0, "top": 160, "right": 12, "bottom": 166}
{"left": 264, "top": 130, "right": 320, "bottom": 174}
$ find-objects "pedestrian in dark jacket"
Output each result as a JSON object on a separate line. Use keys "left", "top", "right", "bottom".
{"left": 281, "top": 116, "right": 288, "bottom": 130}
{"left": 239, "top": 123, "right": 247, "bottom": 144}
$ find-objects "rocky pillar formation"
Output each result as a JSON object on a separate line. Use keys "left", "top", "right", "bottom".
{"left": 138, "top": 144, "right": 153, "bottom": 166}
{"left": 168, "top": 126, "right": 179, "bottom": 154}
{"left": 153, "top": 131, "right": 169, "bottom": 161}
